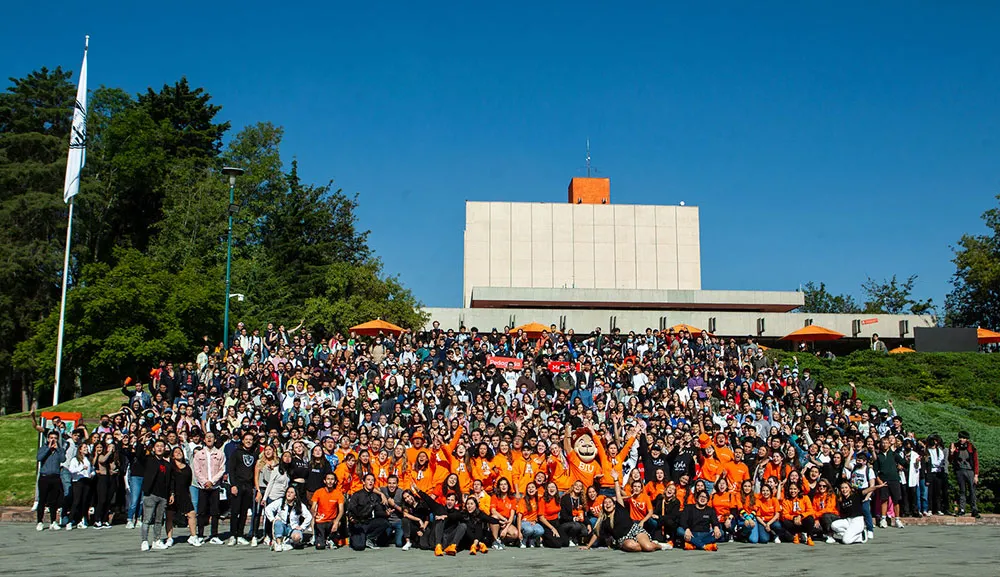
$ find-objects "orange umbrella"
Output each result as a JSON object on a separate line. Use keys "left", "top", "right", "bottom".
{"left": 977, "top": 327, "right": 1000, "bottom": 344}
{"left": 889, "top": 346, "right": 915, "bottom": 354}
{"left": 349, "top": 319, "right": 404, "bottom": 337}
{"left": 669, "top": 323, "right": 710, "bottom": 335}
{"left": 780, "top": 325, "right": 845, "bottom": 342}
{"left": 509, "top": 322, "right": 553, "bottom": 339}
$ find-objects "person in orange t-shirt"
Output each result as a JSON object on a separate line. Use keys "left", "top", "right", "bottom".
{"left": 518, "top": 482, "right": 544, "bottom": 547}
{"left": 310, "top": 472, "right": 344, "bottom": 550}
{"left": 811, "top": 478, "right": 839, "bottom": 542}
{"left": 625, "top": 478, "right": 654, "bottom": 532}
{"left": 752, "top": 484, "right": 780, "bottom": 544}
{"left": 490, "top": 477, "right": 520, "bottom": 544}
{"left": 644, "top": 468, "right": 668, "bottom": 502}
{"left": 779, "top": 483, "right": 818, "bottom": 545}
{"left": 724, "top": 447, "right": 750, "bottom": 487}
{"left": 709, "top": 476, "right": 739, "bottom": 535}
{"left": 699, "top": 445, "right": 725, "bottom": 488}
{"left": 537, "top": 482, "right": 564, "bottom": 548}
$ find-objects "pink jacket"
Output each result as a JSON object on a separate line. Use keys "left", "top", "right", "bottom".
{"left": 191, "top": 446, "right": 226, "bottom": 488}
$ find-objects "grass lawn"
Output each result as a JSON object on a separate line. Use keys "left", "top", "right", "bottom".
{"left": 0, "top": 389, "right": 125, "bottom": 505}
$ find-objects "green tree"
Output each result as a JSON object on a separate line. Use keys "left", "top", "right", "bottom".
{"left": 946, "top": 194, "right": 1000, "bottom": 328}
{"left": 862, "top": 275, "right": 935, "bottom": 315}
{"left": 302, "top": 260, "right": 427, "bottom": 337}
{"left": 0, "top": 67, "right": 76, "bottom": 410}
{"left": 796, "top": 281, "right": 862, "bottom": 314}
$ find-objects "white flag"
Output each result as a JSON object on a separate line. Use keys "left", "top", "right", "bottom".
{"left": 63, "top": 37, "right": 88, "bottom": 203}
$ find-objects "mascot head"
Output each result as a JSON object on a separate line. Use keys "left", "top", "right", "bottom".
{"left": 572, "top": 428, "right": 598, "bottom": 463}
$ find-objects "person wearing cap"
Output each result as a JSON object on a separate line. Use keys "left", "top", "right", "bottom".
{"left": 949, "top": 431, "right": 980, "bottom": 518}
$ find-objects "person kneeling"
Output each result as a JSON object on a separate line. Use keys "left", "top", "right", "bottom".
{"left": 266, "top": 487, "right": 313, "bottom": 552}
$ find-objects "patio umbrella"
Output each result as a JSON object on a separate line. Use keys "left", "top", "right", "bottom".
{"left": 977, "top": 327, "right": 1000, "bottom": 344}
{"left": 509, "top": 322, "right": 552, "bottom": 339}
{"left": 669, "top": 323, "right": 709, "bottom": 335}
{"left": 349, "top": 319, "right": 404, "bottom": 337}
{"left": 780, "top": 325, "right": 845, "bottom": 342}
{"left": 889, "top": 346, "right": 915, "bottom": 354}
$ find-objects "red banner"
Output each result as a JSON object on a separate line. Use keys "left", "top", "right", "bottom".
{"left": 547, "top": 361, "right": 580, "bottom": 373}
{"left": 861, "top": 318, "right": 879, "bottom": 325}
{"left": 487, "top": 356, "right": 523, "bottom": 370}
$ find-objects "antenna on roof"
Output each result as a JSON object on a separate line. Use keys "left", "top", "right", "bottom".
{"left": 586, "top": 138, "right": 591, "bottom": 177}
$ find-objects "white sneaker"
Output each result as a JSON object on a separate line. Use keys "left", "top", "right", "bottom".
{"left": 141, "top": 541, "right": 150, "bottom": 552}
{"left": 894, "top": 518, "right": 904, "bottom": 529}
{"left": 282, "top": 542, "right": 293, "bottom": 551}
{"left": 401, "top": 541, "right": 412, "bottom": 551}
{"left": 825, "top": 536, "right": 835, "bottom": 544}
{"left": 79, "top": 521, "right": 88, "bottom": 529}
{"left": 209, "top": 537, "right": 224, "bottom": 545}
{"left": 263, "top": 536, "right": 271, "bottom": 546}
{"left": 65, "top": 523, "right": 73, "bottom": 531}
{"left": 189, "top": 536, "right": 203, "bottom": 547}
{"left": 136, "top": 520, "right": 143, "bottom": 529}
{"left": 273, "top": 542, "right": 283, "bottom": 553}
{"left": 774, "top": 537, "right": 781, "bottom": 543}
{"left": 36, "top": 522, "right": 44, "bottom": 531}
{"left": 660, "top": 541, "right": 674, "bottom": 550}
{"left": 519, "top": 541, "right": 526, "bottom": 549}
{"left": 569, "top": 540, "right": 577, "bottom": 547}
{"left": 225, "top": 536, "right": 237, "bottom": 546}
{"left": 866, "top": 530, "right": 874, "bottom": 540}
{"left": 165, "top": 537, "right": 174, "bottom": 547}
{"left": 50, "top": 522, "right": 60, "bottom": 531}
{"left": 237, "top": 537, "right": 250, "bottom": 545}
{"left": 126, "top": 521, "right": 135, "bottom": 529}
{"left": 250, "top": 537, "right": 258, "bottom": 547}
{"left": 878, "top": 518, "right": 887, "bottom": 529}
{"left": 92, "top": 522, "right": 103, "bottom": 529}
{"left": 152, "top": 540, "right": 169, "bottom": 550}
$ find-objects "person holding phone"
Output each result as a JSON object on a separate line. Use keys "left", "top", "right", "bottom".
{"left": 35, "top": 430, "right": 66, "bottom": 531}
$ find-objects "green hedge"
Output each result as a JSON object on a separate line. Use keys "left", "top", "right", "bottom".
{"left": 767, "top": 349, "right": 1000, "bottom": 512}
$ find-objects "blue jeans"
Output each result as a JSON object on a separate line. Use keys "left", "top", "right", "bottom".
{"left": 60, "top": 469, "right": 73, "bottom": 525}
{"left": 861, "top": 500, "right": 873, "bottom": 531}
{"left": 678, "top": 527, "right": 717, "bottom": 549}
{"left": 127, "top": 476, "right": 144, "bottom": 522}
{"left": 746, "top": 521, "right": 769, "bottom": 543}
{"left": 917, "top": 480, "right": 929, "bottom": 513}
{"left": 190, "top": 485, "right": 200, "bottom": 516}
{"left": 521, "top": 521, "right": 544, "bottom": 542}
{"left": 387, "top": 520, "right": 403, "bottom": 547}
{"left": 274, "top": 519, "right": 303, "bottom": 543}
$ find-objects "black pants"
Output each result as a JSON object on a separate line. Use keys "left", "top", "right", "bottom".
{"left": 198, "top": 488, "right": 221, "bottom": 537}
{"left": 777, "top": 515, "right": 816, "bottom": 539}
{"left": 350, "top": 518, "right": 390, "bottom": 550}
{"left": 94, "top": 474, "right": 115, "bottom": 524}
{"left": 956, "top": 469, "right": 978, "bottom": 514}
{"left": 71, "top": 479, "right": 92, "bottom": 524}
{"left": 818, "top": 513, "right": 838, "bottom": 533}
{"left": 37, "top": 475, "right": 62, "bottom": 523}
{"left": 463, "top": 519, "right": 492, "bottom": 545}
{"left": 559, "top": 521, "right": 589, "bottom": 544}
{"left": 229, "top": 485, "right": 254, "bottom": 538}
{"left": 929, "top": 471, "right": 949, "bottom": 513}
{"left": 432, "top": 520, "right": 466, "bottom": 548}
{"left": 904, "top": 485, "right": 918, "bottom": 516}
{"left": 402, "top": 518, "right": 432, "bottom": 549}
{"left": 541, "top": 522, "right": 565, "bottom": 548}
{"left": 314, "top": 522, "right": 333, "bottom": 548}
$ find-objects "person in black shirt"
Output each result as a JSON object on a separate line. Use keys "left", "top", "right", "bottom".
{"left": 558, "top": 480, "right": 591, "bottom": 546}
{"left": 346, "top": 473, "right": 390, "bottom": 551}
{"left": 679, "top": 490, "right": 722, "bottom": 551}
{"left": 580, "top": 471, "right": 659, "bottom": 552}
{"left": 833, "top": 479, "right": 884, "bottom": 544}
{"left": 652, "top": 483, "right": 682, "bottom": 546}
{"left": 140, "top": 440, "right": 172, "bottom": 551}
{"left": 227, "top": 432, "right": 258, "bottom": 545}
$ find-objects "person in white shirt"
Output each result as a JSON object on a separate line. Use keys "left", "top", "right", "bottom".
{"left": 265, "top": 486, "right": 313, "bottom": 551}
{"left": 65, "top": 443, "right": 94, "bottom": 529}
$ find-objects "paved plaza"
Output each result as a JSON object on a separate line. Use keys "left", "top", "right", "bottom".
{"left": 0, "top": 524, "right": 997, "bottom": 576}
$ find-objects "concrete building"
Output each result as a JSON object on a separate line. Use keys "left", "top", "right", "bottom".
{"left": 434, "top": 177, "right": 933, "bottom": 342}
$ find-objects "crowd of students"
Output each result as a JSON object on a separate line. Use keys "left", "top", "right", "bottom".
{"left": 32, "top": 321, "right": 983, "bottom": 555}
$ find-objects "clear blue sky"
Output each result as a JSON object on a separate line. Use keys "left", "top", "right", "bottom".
{"left": 3, "top": 2, "right": 999, "bottom": 308}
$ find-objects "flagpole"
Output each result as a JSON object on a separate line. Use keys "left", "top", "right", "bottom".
{"left": 53, "top": 35, "right": 88, "bottom": 407}
{"left": 53, "top": 198, "right": 74, "bottom": 406}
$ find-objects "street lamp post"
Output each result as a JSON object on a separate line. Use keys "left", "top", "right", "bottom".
{"left": 221, "top": 166, "right": 245, "bottom": 352}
